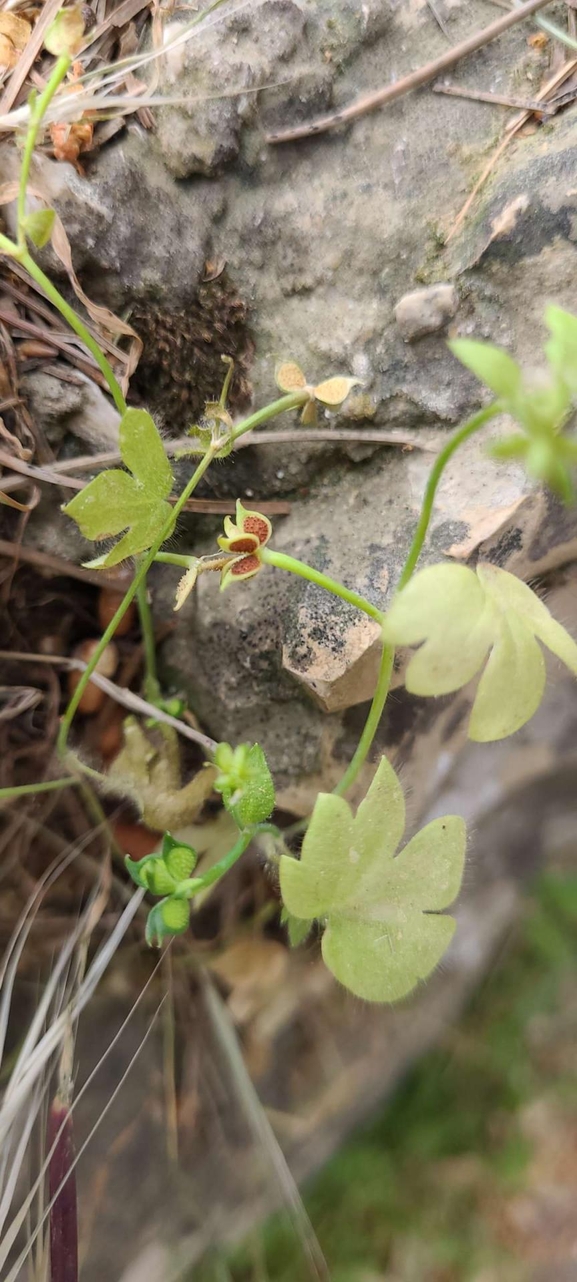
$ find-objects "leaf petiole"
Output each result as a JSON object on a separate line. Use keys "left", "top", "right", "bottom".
{"left": 175, "top": 829, "right": 253, "bottom": 898}
{"left": 259, "top": 547, "right": 385, "bottom": 625}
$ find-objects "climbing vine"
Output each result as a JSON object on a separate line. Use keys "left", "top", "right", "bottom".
{"left": 3, "top": 7, "right": 577, "bottom": 1003}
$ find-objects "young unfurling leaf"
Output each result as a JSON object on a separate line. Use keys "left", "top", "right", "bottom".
{"left": 214, "top": 741, "right": 275, "bottom": 826}
{"left": 280, "top": 756, "right": 466, "bottom": 1002}
{"left": 23, "top": 208, "right": 55, "bottom": 249}
{"left": 63, "top": 409, "right": 174, "bottom": 567}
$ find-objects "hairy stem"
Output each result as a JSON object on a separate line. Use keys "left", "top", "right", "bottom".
{"left": 334, "top": 641, "right": 395, "bottom": 796}
{"left": 230, "top": 392, "right": 310, "bottom": 442}
{"left": 154, "top": 552, "right": 195, "bottom": 569}
{"left": 397, "top": 402, "right": 500, "bottom": 590}
{"left": 135, "top": 568, "right": 159, "bottom": 702}
{"left": 260, "top": 548, "right": 385, "bottom": 625}
{"left": 334, "top": 402, "right": 499, "bottom": 793}
{"left": 17, "top": 54, "right": 70, "bottom": 248}
{"left": 178, "top": 830, "right": 253, "bottom": 897}
{"left": 0, "top": 776, "right": 78, "bottom": 801}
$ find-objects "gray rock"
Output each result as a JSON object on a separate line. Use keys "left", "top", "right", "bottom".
{"left": 395, "top": 283, "right": 459, "bottom": 341}
{"left": 20, "top": 368, "right": 120, "bottom": 449}
{"left": 11, "top": 0, "right": 577, "bottom": 789}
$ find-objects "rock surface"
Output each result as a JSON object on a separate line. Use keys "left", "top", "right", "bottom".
{"left": 13, "top": 0, "right": 577, "bottom": 794}
{"left": 394, "top": 283, "right": 459, "bottom": 340}
{"left": 21, "top": 368, "right": 121, "bottom": 449}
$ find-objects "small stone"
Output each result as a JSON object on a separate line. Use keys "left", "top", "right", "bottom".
{"left": 394, "top": 284, "right": 459, "bottom": 341}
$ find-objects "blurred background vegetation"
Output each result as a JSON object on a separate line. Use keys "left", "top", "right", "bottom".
{"left": 198, "top": 870, "right": 577, "bottom": 1282}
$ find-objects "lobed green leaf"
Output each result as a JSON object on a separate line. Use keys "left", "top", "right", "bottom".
{"left": 63, "top": 409, "right": 174, "bottom": 567}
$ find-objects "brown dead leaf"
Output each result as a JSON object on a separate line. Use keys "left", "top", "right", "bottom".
{"left": 203, "top": 257, "right": 226, "bottom": 282}
{"left": 50, "top": 210, "right": 142, "bottom": 385}
{"left": 50, "top": 120, "right": 94, "bottom": 169}
{"left": 0, "top": 34, "right": 18, "bottom": 69}
{"left": 208, "top": 938, "right": 289, "bottom": 1025}
{"left": 0, "top": 12, "right": 32, "bottom": 52}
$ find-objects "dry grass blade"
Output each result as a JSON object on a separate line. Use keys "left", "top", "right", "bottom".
{"left": 0, "top": 873, "right": 146, "bottom": 1275}
{"left": 0, "top": 537, "right": 130, "bottom": 589}
{"left": 0, "top": 0, "right": 254, "bottom": 133}
{"left": 0, "top": 646, "right": 219, "bottom": 754}
{"left": 202, "top": 974, "right": 330, "bottom": 1282}
{"left": 0, "top": 0, "right": 64, "bottom": 115}
{"left": 48, "top": 1029, "right": 78, "bottom": 1282}
{"left": 0, "top": 887, "right": 144, "bottom": 1152}
{"left": 433, "top": 81, "right": 554, "bottom": 111}
{"left": 427, "top": 0, "right": 452, "bottom": 42}
{"left": 1, "top": 944, "right": 163, "bottom": 1278}
{"left": 3, "top": 993, "right": 164, "bottom": 1282}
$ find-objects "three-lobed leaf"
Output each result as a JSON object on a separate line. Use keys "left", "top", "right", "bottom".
{"left": 280, "top": 756, "right": 466, "bottom": 1003}
{"left": 63, "top": 408, "right": 174, "bottom": 567}
{"left": 382, "top": 561, "right": 577, "bottom": 742}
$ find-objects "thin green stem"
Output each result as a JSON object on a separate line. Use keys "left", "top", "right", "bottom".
{"left": 230, "top": 392, "right": 309, "bottom": 442}
{"left": 334, "top": 642, "right": 394, "bottom": 796}
{"left": 219, "top": 356, "right": 234, "bottom": 408}
{"left": 19, "top": 250, "right": 126, "bottom": 415}
{"left": 0, "top": 777, "right": 78, "bottom": 801}
{"left": 260, "top": 548, "right": 385, "bottom": 625}
{"left": 397, "top": 403, "right": 500, "bottom": 590}
{"left": 332, "top": 403, "right": 499, "bottom": 795}
{"left": 135, "top": 567, "right": 159, "bottom": 702}
{"left": 178, "top": 830, "right": 252, "bottom": 896}
{"left": 0, "top": 231, "right": 20, "bottom": 260}
{"left": 17, "top": 54, "right": 70, "bottom": 249}
{"left": 57, "top": 446, "right": 217, "bottom": 758}
{"left": 58, "top": 391, "right": 310, "bottom": 759}
{"left": 154, "top": 553, "right": 195, "bottom": 569}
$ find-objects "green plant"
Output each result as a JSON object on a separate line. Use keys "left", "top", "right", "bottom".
{"left": 4, "top": 8, "right": 577, "bottom": 1004}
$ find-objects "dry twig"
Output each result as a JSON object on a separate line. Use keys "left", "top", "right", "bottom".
{"left": 266, "top": 0, "right": 556, "bottom": 143}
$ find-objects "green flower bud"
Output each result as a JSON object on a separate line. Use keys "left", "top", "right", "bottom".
{"left": 45, "top": 7, "right": 85, "bottom": 55}
{"left": 214, "top": 742, "right": 275, "bottom": 827}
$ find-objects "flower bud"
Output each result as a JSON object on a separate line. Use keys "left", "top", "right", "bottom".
{"left": 45, "top": 7, "right": 85, "bottom": 56}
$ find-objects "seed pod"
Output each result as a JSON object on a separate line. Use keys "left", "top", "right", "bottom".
{"left": 161, "top": 896, "right": 190, "bottom": 934}
{"left": 164, "top": 844, "right": 197, "bottom": 881}
{"left": 67, "top": 639, "right": 118, "bottom": 714}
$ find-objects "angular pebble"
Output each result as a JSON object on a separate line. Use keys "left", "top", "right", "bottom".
{"left": 395, "top": 284, "right": 459, "bottom": 341}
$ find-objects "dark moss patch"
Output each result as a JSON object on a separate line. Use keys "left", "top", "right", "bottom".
{"left": 130, "top": 272, "right": 254, "bottom": 431}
